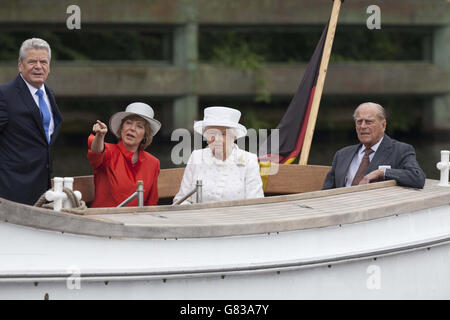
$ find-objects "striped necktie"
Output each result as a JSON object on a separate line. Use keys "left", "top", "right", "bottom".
{"left": 36, "top": 89, "right": 51, "bottom": 143}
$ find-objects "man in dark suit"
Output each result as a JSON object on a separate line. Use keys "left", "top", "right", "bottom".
{"left": 323, "top": 102, "right": 425, "bottom": 189}
{"left": 0, "top": 38, "right": 62, "bottom": 205}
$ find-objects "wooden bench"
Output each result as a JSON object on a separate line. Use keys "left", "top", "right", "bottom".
{"left": 72, "top": 164, "right": 331, "bottom": 205}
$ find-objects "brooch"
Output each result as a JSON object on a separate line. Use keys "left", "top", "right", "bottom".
{"left": 236, "top": 155, "right": 246, "bottom": 167}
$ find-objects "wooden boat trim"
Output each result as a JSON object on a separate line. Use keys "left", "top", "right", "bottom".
{"left": 1, "top": 179, "right": 450, "bottom": 239}
{"left": 83, "top": 179, "right": 397, "bottom": 214}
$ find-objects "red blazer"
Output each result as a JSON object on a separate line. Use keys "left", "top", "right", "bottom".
{"left": 87, "top": 134, "right": 160, "bottom": 207}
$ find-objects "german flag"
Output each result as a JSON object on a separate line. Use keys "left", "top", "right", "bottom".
{"left": 259, "top": 22, "right": 329, "bottom": 164}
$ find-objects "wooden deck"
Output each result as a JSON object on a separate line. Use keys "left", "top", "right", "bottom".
{"left": 2, "top": 179, "right": 450, "bottom": 239}
{"left": 84, "top": 179, "right": 450, "bottom": 238}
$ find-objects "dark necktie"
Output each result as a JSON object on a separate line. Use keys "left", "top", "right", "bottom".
{"left": 36, "top": 89, "right": 51, "bottom": 143}
{"left": 351, "top": 148, "right": 374, "bottom": 186}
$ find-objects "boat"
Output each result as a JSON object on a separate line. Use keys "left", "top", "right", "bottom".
{"left": 2, "top": 0, "right": 449, "bottom": 301}
{"left": 1, "top": 163, "right": 450, "bottom": 300}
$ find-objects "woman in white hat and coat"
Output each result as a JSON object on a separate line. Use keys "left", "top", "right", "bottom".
{"left": 173, "top": 106, "right": 264, "bottom": 205}
{"left": 87, "top": 102, "right": 161, "bottom": 207}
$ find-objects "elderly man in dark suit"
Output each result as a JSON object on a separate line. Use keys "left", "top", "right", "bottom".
{"left": 0, "top": 38, "right": 63, "bottom": 205}
{"left": 323, "top": 102, "right": 425, "bottom": 189}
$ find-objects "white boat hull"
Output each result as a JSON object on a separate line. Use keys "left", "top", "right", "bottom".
{"left": 1, "top": 204, "right": 450, "bottom": 299}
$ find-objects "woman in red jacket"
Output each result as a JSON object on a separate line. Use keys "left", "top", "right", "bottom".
{"left": 87, "top": 102, "right": 161, "bottom": 207}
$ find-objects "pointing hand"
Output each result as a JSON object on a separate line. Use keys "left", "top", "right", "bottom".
{"left": 92, "top": 120, "right": 108, "bottom": 137}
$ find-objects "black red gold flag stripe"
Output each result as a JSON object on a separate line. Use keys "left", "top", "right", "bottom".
{"left": 259, "top": 22, "right": 329, "bottom": 164}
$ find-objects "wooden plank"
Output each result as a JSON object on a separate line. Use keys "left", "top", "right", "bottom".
{"left": 73, "top": 175, "right": 95, "bottom": 205}
{"left": 157, "top": 168, "right": 185, "bottom": 199}
{"left": 84, "top": 179, "right": 397, "bottom": 215}
{"left": 86, "top": 182, "right": 450, "bottom": 232}
{"left": 264, "top": 164, "right": 331, "bottom": 194}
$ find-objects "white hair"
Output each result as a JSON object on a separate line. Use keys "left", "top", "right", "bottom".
{"left": 19, "top": 38, "right": 51, "bottom": 62}
{"left": 353, "top": 102, "right": 386, "bottom": 121}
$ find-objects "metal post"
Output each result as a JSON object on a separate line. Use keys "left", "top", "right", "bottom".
{"left": 437, "top": 150, "right": 450, "bottom": 187}
{"left": 172, "top": 180, "right": 203, "bottom": 205}
{"left": 196, "top": 180, "right": 202, "bottom": 204}
{"left": 118, "top": 181, "right": 145, "bottom": 207}
{"left": 137, "top": 180, "right": 144, "bottom": 206}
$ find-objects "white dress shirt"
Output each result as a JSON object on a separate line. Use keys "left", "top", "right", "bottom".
{"left": 173, "top": 144, "right": 264, "bottom": 204}
{"left": 20, "top": 74, "right": 55, "bottom": 141}
{"left": 345, "top": 137, "right": 383, "bottom": 187}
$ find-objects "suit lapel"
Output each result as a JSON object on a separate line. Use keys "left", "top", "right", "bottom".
{"left": 337, "top": 144, "right": 360, "bottom": 187}
{"left": 15, "top": 75, "right": 48, "bottom": 143}
{"left": 368, "top": 135, "right": 392, "bottom": 172}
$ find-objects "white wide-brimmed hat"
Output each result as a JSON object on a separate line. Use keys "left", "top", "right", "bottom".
{"left": 193, "top": 106, "right": 247, "bottom": 139}
{"left": 109, "top": 102, "right": 161, "bottom": 138}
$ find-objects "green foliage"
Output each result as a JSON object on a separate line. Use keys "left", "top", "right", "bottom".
{"left": 200, "top": 31, "right": 322, "bottom": 63}
{"left": 316, "top": 96, "right": 426, "bottom": 136}
{"left": 209, "top": 33, "right": 265, "bottom": 71}
{"left": 200, "top": 32, "right": 270, "bottom": 103}
{"left": 200, "top": 28, "right": 426, "bottom": 63}
{"left": 383, "top": 99, "right": 424, "bottom": 135}
{"left": 252, "top": 72, "right": 270, "bottom": 103}
{"left": 0, "top": 34, "right": 27, "bottom": 60}
{"left": 0, "top": 27, "right": 429, "bottom": 137}
{"left": 240, "top": 108, "right": 273, "bottom": 131}
{"left": 198, "top": 28, "right": 427, "bottom": 105}
{"left": 0, "top": 31, "right": 165, "bottom": 61}
{"left": 331, "top": 28, "right": 425, "bottom": 62}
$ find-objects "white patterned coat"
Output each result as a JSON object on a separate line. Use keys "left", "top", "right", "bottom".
{"left": 173, "top": 145, "right": 264, "bottom": 204}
